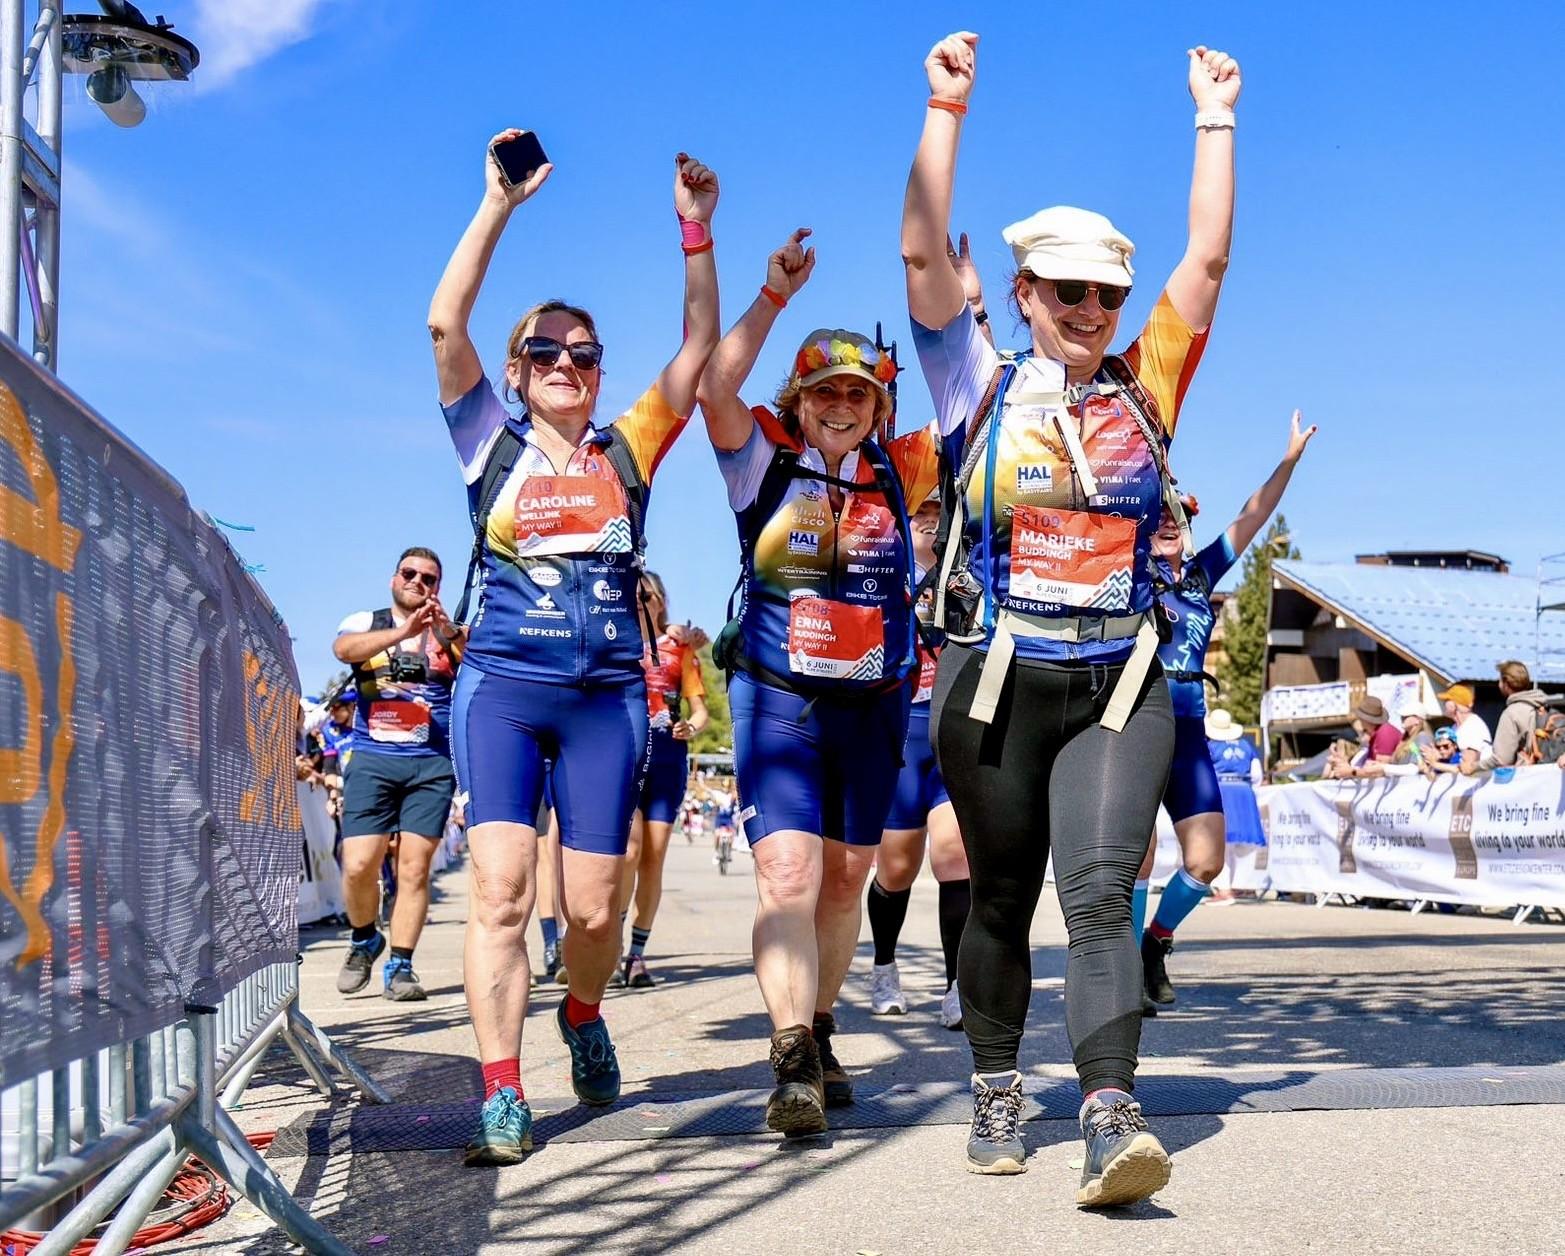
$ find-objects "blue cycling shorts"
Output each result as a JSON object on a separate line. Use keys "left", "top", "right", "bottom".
{"left": 884, "top": 703, "right": 950, "bottom": 830}
{"left": 730, "top": 672, "right": 911, "bottom": 847}
{"left": 451, "top": 662, "right": 648, "bottom": 856}
{"left": 1163, "top": 715, "right": 1222, "bottom": 823}
{"left": 638, "top": 730, "right": 689, "bottom": 826}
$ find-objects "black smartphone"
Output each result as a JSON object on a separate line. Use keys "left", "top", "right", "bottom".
{"left": 490, "top": 132, "right": 548, "bottom": 188}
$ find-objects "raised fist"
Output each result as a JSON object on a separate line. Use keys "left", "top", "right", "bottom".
{"left": 674, "top": 153, "right": 719, "bottom": 224}
{"left": 925, "top": 31, "right": 978, "bottom": 103}
{"left": 766, "top": 227, "right": 817, "bottom": 301}
{"left": 1188, "top": 46, "right": 1241, "bottom": 111}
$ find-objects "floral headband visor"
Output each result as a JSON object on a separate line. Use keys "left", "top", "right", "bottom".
{"left": 791, "top": 329, "right": 898, "bottom": 393}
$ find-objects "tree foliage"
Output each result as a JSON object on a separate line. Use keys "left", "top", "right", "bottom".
{"left": 1214, "top": 514, "right": 1300, "bottom": 728}
{"left": 688, "top": 644, "right": 732, "bottom": 754}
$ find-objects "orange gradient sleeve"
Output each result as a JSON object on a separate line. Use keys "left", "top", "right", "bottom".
{"left": 613, "top": 385, "right": 689, "bottom": 484}
{"left": 1121, "top": 292, "right": 1210, "bottom": 439}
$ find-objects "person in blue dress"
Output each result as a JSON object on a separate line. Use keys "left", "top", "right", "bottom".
{"left": 1138, "top": 410, "right": 1316, "bottom": 1009}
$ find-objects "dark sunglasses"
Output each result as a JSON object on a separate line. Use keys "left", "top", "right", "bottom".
{"left": 520, "top": 336, "right": 605, "bottom": 371}
{"left": 399, "top": 568, "right": 439, "bottom": 588}
{"left": 1045, "top": 279, "right": 1130, "bottom": 312}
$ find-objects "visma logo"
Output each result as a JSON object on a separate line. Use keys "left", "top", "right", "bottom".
{"left": 1017, "top": 464, "right": 1053, "bottom": 492}
{"left": 787, "top": 530, "right": 818, "bottom": 555}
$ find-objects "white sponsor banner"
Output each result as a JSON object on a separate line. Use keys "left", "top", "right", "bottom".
{"left": 1257, "top": 767, "right": 1565, "bottom": 907}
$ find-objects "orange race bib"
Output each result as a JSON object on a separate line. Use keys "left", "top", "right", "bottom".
{"left": 1008, "top": 505, "right": 1136, "bottom": 611}
{"left": 787, "top": 597, "right": 885, "bottom": 682}
{"left": 914, "top": 648, "right": 939, "bottom": 704}
{"left": 367, "top": 700, "right": 432, "bottom": 745}
{"left": 512, "top": 474, "right": 630, "bottom": 556}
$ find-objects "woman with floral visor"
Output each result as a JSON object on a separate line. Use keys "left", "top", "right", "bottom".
{"left": 696, "top": 229, "right": 947, "bottom": 1138}
{"left": 902, "top": 32, "right": 1238, "bottom": 1204}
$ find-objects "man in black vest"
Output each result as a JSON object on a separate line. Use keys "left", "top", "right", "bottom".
{"left": 331, "top": 547, "right": 463, "bottom": 1001}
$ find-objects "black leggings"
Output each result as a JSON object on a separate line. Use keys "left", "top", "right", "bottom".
{"left": 931, "top": 644, "right": 1174, "bottom": 1093}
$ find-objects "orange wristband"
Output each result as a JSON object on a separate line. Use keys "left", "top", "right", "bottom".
{"left": 682, "top": 237, "right": 714, "bottom": 255}
{"left": 927, "top": 97, "right": 968, "bottom": 116}
{"left": 760, "top": 285, "right": 787, "bottom": 309}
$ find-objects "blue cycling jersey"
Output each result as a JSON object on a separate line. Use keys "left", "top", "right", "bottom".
{"left": 1210, "top": 735, "right": 1260, "bottom": 781}
{"left": 1156, "top": 534, "right": 1238, "bottom": 718}
{"left": 441, "top": 376, "right": 687, "bottom": 685}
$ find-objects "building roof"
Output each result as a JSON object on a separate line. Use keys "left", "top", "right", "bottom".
{"left": 1273, "top": 560, "right": 1565, "bottom": 687}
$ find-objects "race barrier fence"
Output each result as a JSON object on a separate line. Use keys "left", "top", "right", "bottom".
{"left": 1, "top": 337, "right": 382, "bottom": 1251}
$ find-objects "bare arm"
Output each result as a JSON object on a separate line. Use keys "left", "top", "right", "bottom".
{"left": 1225, "top": 410, "right": 1317, "bottom": 554}
{"left": 696, "top": 229, "right": 816, "bottom": 452}
{"left": 654, "top": 155, "right": 722, "bottom": 416}
{"left": 428, "top": 130, "right": 552, "bottom": 405}
{"left": 675, "top": 693, "right": 710, "bottom": 741}
{"left": 902, "top": 32, "right": 978, "bottom": 330}
{"left": 333, "top": 604, "right": 437, "bottom": 665}
{"left": 951, "top": 231, "right": 996, "bottom": 347}
{"left": 1165, "top": 48, "right": 1240, "bottom": 333}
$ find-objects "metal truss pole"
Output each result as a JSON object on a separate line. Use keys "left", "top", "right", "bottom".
{"left": 0, "top": 0, "right": 24, "bottom": 339}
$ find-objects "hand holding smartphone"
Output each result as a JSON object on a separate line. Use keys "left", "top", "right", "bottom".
{"left": 490, "top": 131, "right": 549, "bottom": 189}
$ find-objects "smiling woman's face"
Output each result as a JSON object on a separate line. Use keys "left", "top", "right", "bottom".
{"left": 795, "top": 375, "right": 880, "bottom": 463}
{"left": 1016, "top": 273, "right": 1123, "bottom": 379}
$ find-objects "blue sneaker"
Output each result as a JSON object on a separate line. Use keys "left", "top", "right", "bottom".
{"left": 463, "top": 1087, "right": 533, "bottom": 1166}
{"left": 1076, "top": 1090, "right": 1171, "bottom": 1207}
{"left": 335, "top": 931, "right": 385, "bottom": 994}
{"left": 383, "top": 956, "right": 427, "bottom": 1002}
{"left": 555, "top": 1002, "right": 621, "bottom": 1106}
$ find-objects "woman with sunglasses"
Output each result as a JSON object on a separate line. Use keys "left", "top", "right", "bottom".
{"left": 614, "top": 571, "right": 710, "bottom": 988}
{"left": 1137, "top": 411, "right": 1316, "bottom": 1012}
{"left": 902, "top": 32, "right": 1238, "bottom": 1204}
{"left": 696, "top": 229, "right": 942, "bottom": 1138}
{"left": 429, "top": 132, "right": 720, "bottom": 1166}
{"left": 866, "top": 493, "right": 971, "bottom": 1030}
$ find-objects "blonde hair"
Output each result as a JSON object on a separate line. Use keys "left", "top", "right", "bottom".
{"left": 1498, "top": 660, "right": 1532, "bottom": 691}
{"left": 773, "top": 374, "right": 893, "bottom": 438}
{"left": 502, "top": 300, "right": 600, "bottom": 405}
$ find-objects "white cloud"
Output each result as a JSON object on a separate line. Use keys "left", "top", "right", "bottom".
{"left": 188, "top": 0, "right": 332, "bottom": 90}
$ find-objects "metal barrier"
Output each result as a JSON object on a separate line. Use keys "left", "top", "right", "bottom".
{"left": 1, "top": 958, "right": 388, "bottom": 1254}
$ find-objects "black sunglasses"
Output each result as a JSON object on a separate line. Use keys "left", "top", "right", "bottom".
{"left": 520, "top": 336, "right": 605, "bottom": 371}
{"left": 399, "top": 567, "right": 439, "bottom": 588}
{"left": 1045, "top": 279, "right": 1130, "bottom": 312}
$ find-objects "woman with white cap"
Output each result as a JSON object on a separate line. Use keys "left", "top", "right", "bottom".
{"left": 696, "top": 229, "right": 942, "bottom": 1138}
{"left": 1138, "top": 411, "right": 1316, "bottom": 1009}
{"left": 901, "top": 30, "right": 1239, "bottom": 1205}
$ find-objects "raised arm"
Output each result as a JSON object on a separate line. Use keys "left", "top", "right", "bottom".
{"left": 901, "top": 32, "right": 978, "bottom": 330}
{"left": 1225, "top": 410, "right": 1316, "bottom": 555}
{"left": 951, "top": 231, "right": 995, "bottom": 347}
{"left": 1164, "top": 47, "right": 1241, "bottom": 333}
{"left": 428, "top": 130, "right": 552, "bottom": 405}
{"left": 695, "top": 228, "right": 816, "bottom": 452}
{"left": 654, "top": 154, "right": 722, "bottom": 416}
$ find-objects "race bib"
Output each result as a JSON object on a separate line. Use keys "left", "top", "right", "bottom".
{"left": 914, "top": 648, "right": 939, "bottom": 704}
{"left": 787, "top": 597, "right": 885, "bottom": 681}
{"left": 367, "top": 700, "right": 432, "bottom": 745}
{"left": 1008, "top": 505, "right": 1136, "bottom": 611}
{"left": 512, "top": 474, "right": 630, "bottom": 556}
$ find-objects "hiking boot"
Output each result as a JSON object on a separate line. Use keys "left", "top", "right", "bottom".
{"left": 1077, "top": 1090, "right": 1171, "bottom": 1207}
{"left": 335, "top": 930, "right": 385, "bottom": 994}
{"left": 382, "top": 956, "right": 427, "bottom": 1002}
{"left": 965, "top": 1071, "right": 1027, "bottom": 1174}
{"left": 1141, "top": 992, "right": 1159, "bottom": 1018}
{"left": 462, "top": 1087, "right": 533, "bottom": 1167}
{"left": 812, "top": 1011, "right": 852, "bottom": 1107}
{"left": 1141, "top": 933, "right": 1176, "bottom": 1006}
{"left": 607, "top": 956, "right": 627, "bottom": 989}
{"left": 869, "top": 962, "right": 907, "bottom": 1015}
{"left": 940, "top": 982, "right": 964, "bottom": 1031}
{"left": 765, "top": 1025, "right": 826, "bottom": 1137}
{"left": 554, "top": 1002, "right": 621, "bottom": 1106}
{"left": 626, "top": 955, "right": 655, "bottom": 989}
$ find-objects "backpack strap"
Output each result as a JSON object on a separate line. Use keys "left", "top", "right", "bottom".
{"left": 1099, "top": 355, "right": 1195, "bottom": 560}
{"left": 600, "top": 425, "right": 650, "bottom": 557}
{"left": 454, "top": 423, "right": 526, "bottom": 624}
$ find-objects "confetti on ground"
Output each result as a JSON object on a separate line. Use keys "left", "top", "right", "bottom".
{"left": 369, "top": 1237, "right": 390, "bottom": 1247}
{"left": 742, "top": 1159, "right": 761, "bottom": 1171}
{"left": 415, "top": 1116, "right": 430, "bottom": 1124}
{"left": 655, "top": 1173, "right": 672, "bottom": 1183}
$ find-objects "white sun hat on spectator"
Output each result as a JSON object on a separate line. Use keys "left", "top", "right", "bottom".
{"left": 1002, "top": 206, "right": 1135, "bottom": 287}
{"left": 1204, "top": 708, "right": 1244, "bottom": 741}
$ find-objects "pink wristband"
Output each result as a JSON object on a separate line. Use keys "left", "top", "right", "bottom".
{"left": 679, "top": 218, "right": 710, "bottom": 249}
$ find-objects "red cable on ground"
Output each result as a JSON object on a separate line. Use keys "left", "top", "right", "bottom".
{"left": 1, "top": 1132, "right": 277, "bottom": 1254}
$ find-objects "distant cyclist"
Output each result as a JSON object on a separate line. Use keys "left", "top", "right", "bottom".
{"left": 429, "top": 133, "right": 720, "bottom": 1165}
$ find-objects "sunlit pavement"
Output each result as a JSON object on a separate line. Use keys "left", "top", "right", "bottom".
{"left": 164, "top": 842, "right": 1565, "bottom": 1255}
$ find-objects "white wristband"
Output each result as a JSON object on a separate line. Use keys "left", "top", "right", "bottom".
{"left": 1195, "top": 108, "right": 1235, "bottom": 131}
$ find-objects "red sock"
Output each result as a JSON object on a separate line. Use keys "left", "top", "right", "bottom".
{"left": 481, "top": 1059, "right": 523, "bottom": 1101}
{"left": 1149, "top": 922, "right": 1173, "bottom": 940}
{"left": 564, "top": 993, "right": 601, "bottom": 1029}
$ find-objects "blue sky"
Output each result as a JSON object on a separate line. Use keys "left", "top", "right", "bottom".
{"left": 47, "top": 1, "right": 1565, "bottom": 690}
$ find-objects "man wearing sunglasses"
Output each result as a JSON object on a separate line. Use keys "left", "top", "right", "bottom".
{"left": 331, "top": 546, "right": 465, "bottom": 1003}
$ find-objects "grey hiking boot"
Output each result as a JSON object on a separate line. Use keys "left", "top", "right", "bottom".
{"left": 965, "top": 1070, "right": 1027, "bottom": 1174}
{"left": 1076, "top": 1090, "right": 1171, "bottom": 1207}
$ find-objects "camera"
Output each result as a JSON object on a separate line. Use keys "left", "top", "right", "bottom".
{"left": 389, "top": 653, "right": 428, "bottom": 684}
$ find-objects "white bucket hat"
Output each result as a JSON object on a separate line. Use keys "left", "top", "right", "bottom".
{"left": 1002, "top": 206, "right": 1135, "bottom": 287}
{"left": 1204, "top": 708, "right": 1244, "bottom": 741}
